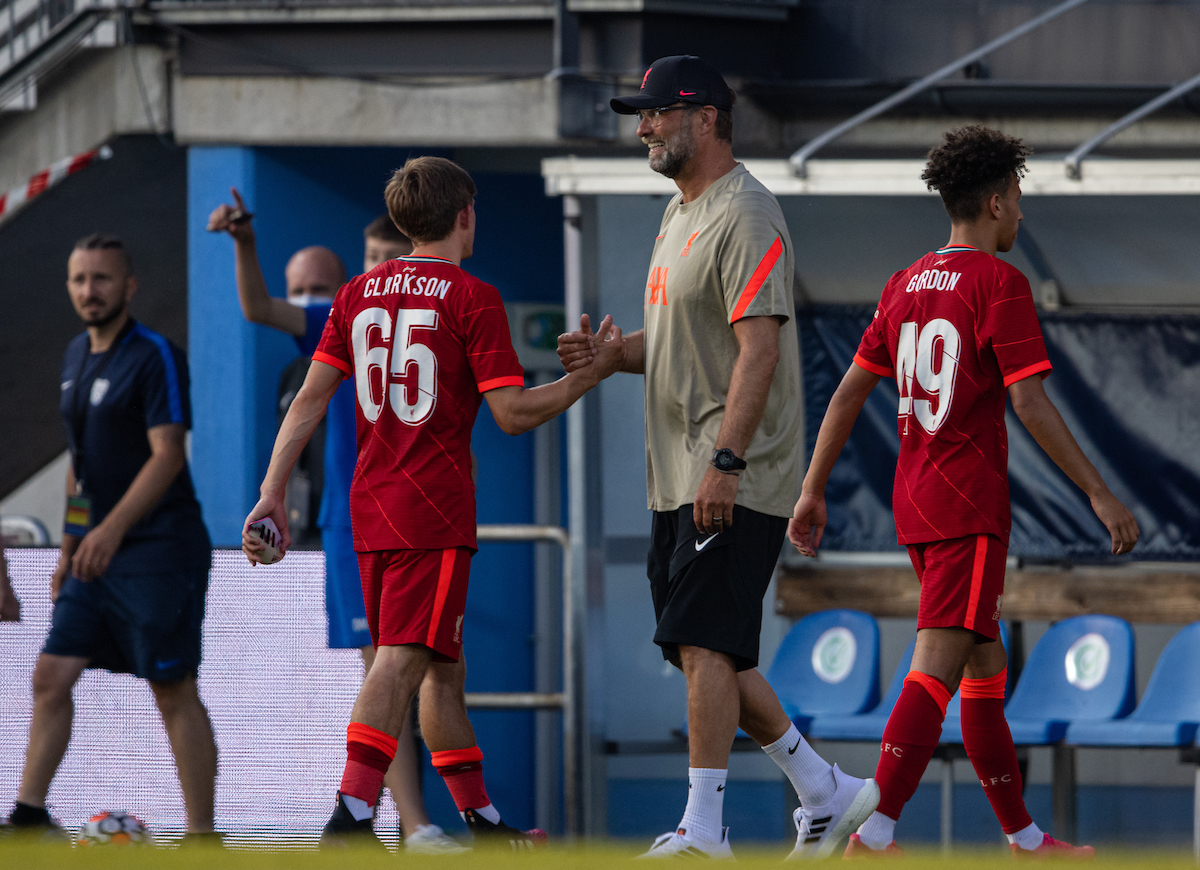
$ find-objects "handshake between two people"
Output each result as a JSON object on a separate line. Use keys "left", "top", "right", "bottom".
{"left": 557, "top": 313, "right": 631, "bottom": 376}
{"left": 241, "top": 314, "right": 626, "bottom": 567}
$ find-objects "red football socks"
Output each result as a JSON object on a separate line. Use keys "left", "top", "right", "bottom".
{"left": 340, "top": 722, "right": 398, "bottom": 807}
{"left": 960, "top": 669, "right": 1033, "bottom": 834}
{"left": 874, "top": 672, "right": 950, "bottom": 820}
{"left": 432, "top": 745, "right": 491, "bottom": 812}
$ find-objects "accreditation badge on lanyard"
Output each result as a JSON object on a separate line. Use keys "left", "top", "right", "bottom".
{"left": 64, "top": 319, "right": 134, "bottom": 538}
{"left": 64, "top": 495, "right": 92, "bottom": 537}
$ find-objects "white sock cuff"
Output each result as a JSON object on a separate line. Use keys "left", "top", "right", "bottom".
{"left": 342, "top": 793, "right": 374, "bottom": 821}
{"left": 680, "top": 768, "right": 728, "bottom": 844}
{"left": 1007, "top": 821, "right": 1044, "bottom": 850}
{"left": 856, "top": 811, "right": 896, "bottom": 850}
{"left": 761, "top": 724, "right": 800, "bottom": 756}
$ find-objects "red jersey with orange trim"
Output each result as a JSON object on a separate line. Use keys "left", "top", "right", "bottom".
{"left": 642, "top": 163, "right": 801, "bottom": 517}
{"left": 313, "top": 255, "right": 525, "bottom": 552}
{"left": 854, "top": 245, "right": 1051, "bottom": 545}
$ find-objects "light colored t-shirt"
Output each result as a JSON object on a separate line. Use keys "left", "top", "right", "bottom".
{"left": 643, "top": 163, "right": 802, "bottom": 518}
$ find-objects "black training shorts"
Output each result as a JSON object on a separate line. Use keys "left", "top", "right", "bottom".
{"left": 648, "top": 504, "right": 787, "bottom": 672}
{"left": 44, "top": 569, "right": 209, "bottom": 681}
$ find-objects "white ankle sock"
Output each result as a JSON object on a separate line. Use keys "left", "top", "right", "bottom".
{"left": 342, "top": 793, "right": 374, "bottom": 821}
{"left": 1007, "top": 821, "right": 1045, "bottom": 850}
{"left": 762, "top": 724, "right": 836, "bottom": 806}
{"left": 460, "top": 803, "right": 501, "bottom": 824}
{"left": 856, "top": 811, "right": 896, "bottom": 850}
{"left": 678, "top": 768, "right": 727, "bottom": 844}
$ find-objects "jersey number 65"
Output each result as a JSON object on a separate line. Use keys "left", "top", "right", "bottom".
{"left": 350, "top": 307, "right": 440, "bottom": 426}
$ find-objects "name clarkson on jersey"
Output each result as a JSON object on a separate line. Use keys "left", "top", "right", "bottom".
{"left": 905, "top": 269, "right": 962, "bottom": 294}
{"left": 363, "top": 274, "right": 453, "bottom": 300}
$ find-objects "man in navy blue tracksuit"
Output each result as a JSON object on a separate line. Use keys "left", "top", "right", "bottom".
{"left": 4, "top": 235, "right": 217, "bottom": 841}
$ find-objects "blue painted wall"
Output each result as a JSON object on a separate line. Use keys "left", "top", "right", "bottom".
{"left": 187, "top": 145, "right": 563, "bottom": 833}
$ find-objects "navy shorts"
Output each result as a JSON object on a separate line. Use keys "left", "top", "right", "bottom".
{"left": 323, "top": 526, "right": 372, "bottom": 649}
{"left": 44, "top": 569, "right": 209, "bottom": 681}
{"left": 649, "top": 504, "right": 787, "bottom": 672}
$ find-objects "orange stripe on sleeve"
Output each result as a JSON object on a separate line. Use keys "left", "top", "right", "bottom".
{"left": 853, "top": 353, "right": 894, "bottom": 378}
{"left": 964, "top": 534, "right": 988, "bottom": 629}
{"left": 477, "top": 375, "right": 525, "bottom": 393}
{"left": 960, "top": 668, "right": 1007, "bottom": 700}
{"left": 426, "top": 549, "right": 458, "bottom": 649}
{"left": 1003, "top": 360, "right": 1052, "bottom": 388}
{"left": 312, "top": 350, "right": 352, "bottom": 377}
{"left": 904, "top": 671, "right": 951, "bottom": 716}
{"left": 430, "top": 746, "right": 484, "bottom": 768}
{"left": 347, "top": 722, "right": 399, "bottom": 756}
{"left": 730, "top": 236, "right": 783, "bottom": 322}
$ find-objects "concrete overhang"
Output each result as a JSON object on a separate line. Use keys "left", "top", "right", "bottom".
{"left": 172, "top": 74, "right": 561, "bottom": 145}
{"left": 146, "top": 1, "right": 556, "bottom": 24}
{"left": 0, "top": 46, "right": 167, "bottom": 194}
{"left": 542, "top": 156, "right": 1200, "bottom": 196}
{"left": 566, "top": 0, "right": 793, "bottom": 21}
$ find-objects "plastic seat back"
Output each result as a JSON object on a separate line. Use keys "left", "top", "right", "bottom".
{"left": 1130, "top": 622, "right": 1200, "bottom": 723}
{"left": 766, "top": 609, "right": 881, "bottom": 718}
{"left": 871, "top": 636, "right": 917, "bottom": 717}
{"left": 1006, "top": 614, "right": 1135, "bottom": 723}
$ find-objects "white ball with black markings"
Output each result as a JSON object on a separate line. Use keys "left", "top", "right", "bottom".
{"left": 248, "top": 516, "right": 284, "bottom": 564}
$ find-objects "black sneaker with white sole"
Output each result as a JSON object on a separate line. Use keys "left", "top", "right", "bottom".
{"left": 318, "top": 793, "right": 385, "bottom": 850}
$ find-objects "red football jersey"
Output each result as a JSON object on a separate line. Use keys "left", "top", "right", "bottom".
{"left": 854, "top": 245, "right": 1051, "bottom": 546}
{"left": 313, "top": 255, "right": 525, "bottom": 552}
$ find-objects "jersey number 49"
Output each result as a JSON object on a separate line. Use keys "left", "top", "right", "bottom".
{"left": 896, "top": 319, "right": 960, "bottom": 435}
{"left": 351, "top": 307, "right": 440, "bottom": 425}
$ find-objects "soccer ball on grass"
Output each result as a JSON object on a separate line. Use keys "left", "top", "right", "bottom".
{"left": 77, "top": 811, "right": 152, "bottom": 846}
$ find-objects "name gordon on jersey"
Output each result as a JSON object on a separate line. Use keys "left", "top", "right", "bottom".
{"left": 904, "top": 269, "right": 962, "bottom": 294}
{"left": 362, "top": 273, "right": 454, "bottom": 300}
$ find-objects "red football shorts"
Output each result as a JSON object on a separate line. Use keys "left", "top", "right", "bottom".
{"left": 356, "top": 547, "right": 472, "bottom": 661}
{"left": 907, "top": 533, "right": 1006, "bottom": 641}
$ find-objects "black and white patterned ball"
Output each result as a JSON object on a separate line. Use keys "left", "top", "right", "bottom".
{"left": 77, "top": 811, "right": 152, "bottom": 846}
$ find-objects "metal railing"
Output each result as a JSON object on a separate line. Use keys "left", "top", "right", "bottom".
{"left": 788, "top": 0, "right": 1092, "bottom": 178}
{"left": 464, "top": 523, "right": 577, "bottom": 837}
{"left": 0, "top": 0, "right": 116, "bottom": 109}
{"left": 1065, "top": 69, "right": 1200, "bottom": 178}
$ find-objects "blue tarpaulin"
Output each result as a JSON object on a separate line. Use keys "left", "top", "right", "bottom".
{"left": 800, "top": 306, "right": 1200, "bottom": 561}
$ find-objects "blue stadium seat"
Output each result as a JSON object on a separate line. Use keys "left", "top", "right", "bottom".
{"left": 766, "top": 609, "right": 882, "bottom": 733}
{"left": 1004, "top": 615, "right": 1136, "bottom": 745}
{"left": 1066, "top": 621, "right": 1200, "bottom": 747}
{"left": 808, "top": 636, "right": 915, "bottom": 742}
{"left": 939, "top": 621, "right": 1014, "bottom": 744}
{"left": 681, "top": 608, "right": 881, "bottom": 739}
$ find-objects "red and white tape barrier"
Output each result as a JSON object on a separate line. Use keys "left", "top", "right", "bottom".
{"left": 0, "top": 144, "right": 113, "bottom": 225}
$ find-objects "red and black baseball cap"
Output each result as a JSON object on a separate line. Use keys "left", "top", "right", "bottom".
{"left": 611, "top": 55, "right": 734, "bottom": 114}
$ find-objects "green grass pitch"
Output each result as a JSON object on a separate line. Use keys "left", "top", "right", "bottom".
{"left": 3, "top": 840, "right": 1198, "bottom": 868}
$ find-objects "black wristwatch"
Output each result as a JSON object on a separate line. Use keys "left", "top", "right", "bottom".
{"left": 710, "top": 448, "right": 747, "bottom": 474}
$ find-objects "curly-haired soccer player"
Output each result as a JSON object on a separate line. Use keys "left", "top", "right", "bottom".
{"left": 790, "top": 125, "right": 1140, "bottom": 857}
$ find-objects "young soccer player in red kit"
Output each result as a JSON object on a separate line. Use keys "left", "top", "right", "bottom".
{"left": 243, "top": 156, "right": 623, "bottom": 847}
{"left": 790, "top": 126, "right": 1141, "bottom": 858}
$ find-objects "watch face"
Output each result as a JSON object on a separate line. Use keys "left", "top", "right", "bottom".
{"left": 713, "top": 449, "right": 737, "bottom": 470}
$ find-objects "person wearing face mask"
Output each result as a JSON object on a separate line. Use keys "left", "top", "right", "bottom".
{"left": 206, "top": 199, "right": 464, "bottom": 854}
